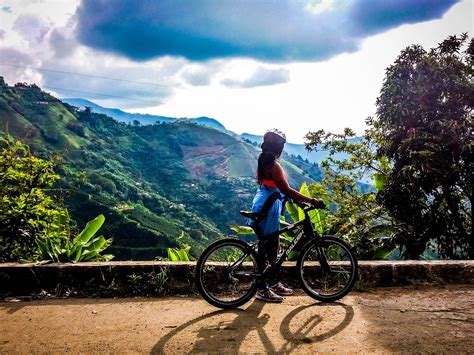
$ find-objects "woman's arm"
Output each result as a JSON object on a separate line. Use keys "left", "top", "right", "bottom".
{"left": 271, "top": 162, "right": 315, "bottom": 204}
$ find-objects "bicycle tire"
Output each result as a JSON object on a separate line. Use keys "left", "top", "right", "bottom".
{"left": 195, "top": 238, "right": 259, "bottom": 309}
{"left": 297, "top": 236, "right": 358, "bottom": 302}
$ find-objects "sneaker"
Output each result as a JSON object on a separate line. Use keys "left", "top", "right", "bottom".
{"left": 270, "top": 282, "right": 293, "bottom": 296}
{"left": 255, "top": 288, "right": 283, "bottom": 303}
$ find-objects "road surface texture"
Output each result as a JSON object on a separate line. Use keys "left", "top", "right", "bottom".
{"left": 1, "top": 286, "right": 472, "bottom": 353}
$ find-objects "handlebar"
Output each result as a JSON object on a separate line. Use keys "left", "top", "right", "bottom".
{"left": 294, "top": 201, "right": 327, "bottom": 212}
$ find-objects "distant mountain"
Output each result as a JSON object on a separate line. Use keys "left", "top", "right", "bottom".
{"left": 0, "top": 80, "right": 325, "bottom": 260}
{"left": 62, "top": 99, "right": 349, "bottom": 165}
{"left": 62, "top": 98, "right": 230, "bottom": 134}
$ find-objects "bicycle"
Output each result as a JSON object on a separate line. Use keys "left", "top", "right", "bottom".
{"left": 195, "top": 202, "right": 358, "bottom": 309}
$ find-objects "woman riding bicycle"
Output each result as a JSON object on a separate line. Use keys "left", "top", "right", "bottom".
{"left": 249, "top": 129, "right": 326, "bottom": 302}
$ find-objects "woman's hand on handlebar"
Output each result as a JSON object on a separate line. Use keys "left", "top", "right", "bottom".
{"left": 311, "top": 198, "right": 326, "bottom": 209}
{"left": 295, "top": 199, "right": 326, "bottom": 210}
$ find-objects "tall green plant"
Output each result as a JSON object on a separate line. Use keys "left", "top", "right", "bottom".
{"left": 166, "top": 232, "right": 191, "bottom": 261}
{"left": 166, "top": 246, "right": 191, "bottom": 261}
{"left": 35, "top": 214, "right": 113, "bottom": 262}
{"left": 286, "top": 182, "right": 331, "bottom": 236}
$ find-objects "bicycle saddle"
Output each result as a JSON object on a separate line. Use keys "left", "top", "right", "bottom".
{"left": 239, "top": 210, "right": 260, "bottom": 220}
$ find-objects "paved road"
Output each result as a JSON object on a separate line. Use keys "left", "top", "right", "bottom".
{"left": 1, "top": 286, "right": 473, "bottom": 353}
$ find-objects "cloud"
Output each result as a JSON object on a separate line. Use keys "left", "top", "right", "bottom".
{"left": 74, "top": 0, "right": 459, "bottom": 62}
{"left": 0, "top": 47, "right": 42, "bottom": 83}
{"left": 181, "top": 66, "right": 216, "bottom": 86}
{"left": 1, "top": 6, "right": 12, "bottom": 13}
{"left": 49, "top": 27, "right": 77, "bottom": 58}
{"left": 347, "top": 0, "right": 460, "bottom": 35}
{"left": 221, "top": 67, "right": 289, "bottom": 88}
{"left": 0, "top": 30, "right": 5, "bottom": 40}
{"left": 13, "top": 15, "right": 50, "bottom": 46}
{"left": 38, "top": 50, "right": 185, "bottom": 109}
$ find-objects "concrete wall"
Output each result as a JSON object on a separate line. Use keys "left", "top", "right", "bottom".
{"left": 1, "top": 260, "right": 473, "bottom": 298}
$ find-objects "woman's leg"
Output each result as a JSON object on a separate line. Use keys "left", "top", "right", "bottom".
{"left": 257, "top": 235, "right": 279, "bottom": 288}
{"left": 266, "top": 235, "right": 279, "bottom": 286}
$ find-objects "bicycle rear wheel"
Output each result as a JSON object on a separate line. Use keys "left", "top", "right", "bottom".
{"left": 195, "top": 238, "right": 259, "bottom": 309}
{"left": 297, "top": 236, "right": 358, "bottom": 302}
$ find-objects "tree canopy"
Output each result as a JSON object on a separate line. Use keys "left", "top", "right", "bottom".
{"left": 376, "top": 34, "right": 472, "bottom": 259}
{"left": 306, "top": 34, "right": 472, "bottom": 259}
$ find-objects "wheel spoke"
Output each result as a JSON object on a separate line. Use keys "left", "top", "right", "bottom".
{"left": 299, "top": 237, "right": 357, "bottom": 301}
{"left": 197, "top": 240, "right": 258, "bottom": 308}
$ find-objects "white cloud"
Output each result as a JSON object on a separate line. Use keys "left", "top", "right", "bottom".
{"left": 0, "top": 0, "right": 471, "bottom": 143}
{"left": 304, "top": 0, "right": 338, "bottom": 15}
{"left": 145, "top": 0, "right": 472, "bottom": 142}
{"left": 220, "top": 67, "right": 289, "bottom": 88}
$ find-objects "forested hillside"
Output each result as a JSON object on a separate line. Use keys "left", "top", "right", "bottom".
{"left": 62, "top": 98, "right": 231, "bottom": 133}
{"left": 0, "top": 78, "right": 323, "bottom": 259}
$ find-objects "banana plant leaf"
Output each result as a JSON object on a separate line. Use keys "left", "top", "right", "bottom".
{"left": 176, "top": 249, "right": 190, "bottom": 261}
{"left": 286, "top": 202, "right": 300, "bottom": 223}
{"left": 74, "top": 214, "right": 105, "bottom": 244}
{"left": 88, "top": 235, "right": 108, "bottom": 252}
{"left": 230, "top": 224, "right": 255, "bottom": 235}
{"left": 167, "top": 248, "right": 179, "bottom": 261}
{"left": 288, "top": 251, "right": 299, "bottom": 261}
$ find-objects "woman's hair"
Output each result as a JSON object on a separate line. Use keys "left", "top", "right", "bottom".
{"left": 257, "top": 130, "right": 286, "bottom": 183}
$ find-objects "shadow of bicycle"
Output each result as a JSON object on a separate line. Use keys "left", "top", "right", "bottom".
{"left": 279, "top": 302, "right": 354, "bottom": 353}
{"left": 151, "top": 299, "right": 354, "bottom": 353}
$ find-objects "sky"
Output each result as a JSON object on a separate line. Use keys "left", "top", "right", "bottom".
{"left": 0, "top": 0, "right": 472, "bottom": 143}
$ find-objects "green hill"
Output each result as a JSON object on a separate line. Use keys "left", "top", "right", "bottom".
{"left": 0, "top": 78, "right": 324, "bottom": 259}
{"left": 62, "top": 98, "right": 231, "bottom": 133}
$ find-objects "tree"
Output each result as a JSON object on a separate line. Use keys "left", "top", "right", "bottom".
{"left": 306, "top": 34, "right": 472, "bottom": 259}
{"left": 0, "top": 134, "right": 113, "bottom": 262}
{"left": 305, "top": 128, "right": 400, "bottom": 259}
{"left": 0, "top": 134, "right": 65, "bottom": 261}
{"left": 375, "top": 34, "right": 472, "bottom": 259}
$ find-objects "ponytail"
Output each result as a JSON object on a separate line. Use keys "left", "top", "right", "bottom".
{"left": 257, "top": 140, "right": 284, "bottom": 183}
{"left": 257, "top": 151, "right": 276, "bottom": 183}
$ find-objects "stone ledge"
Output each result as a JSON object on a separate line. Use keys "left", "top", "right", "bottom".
{"left": 1, "top": 260, "right": 472, "bottom": 298}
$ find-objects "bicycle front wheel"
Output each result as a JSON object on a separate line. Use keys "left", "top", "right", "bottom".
{"left": 297, "top": 236, "right": 358, "bottom": 302}
{"left": 195, "top": 238, "right": 259, "bottom": 309}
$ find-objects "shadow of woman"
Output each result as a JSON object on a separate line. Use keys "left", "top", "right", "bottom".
{"left": 151, "top": 300, "right": 354, "bottom": 354}
{"left": 151, "top": 299, "right": 276, "bottom": 354}
{"left": 278, "top": 302, "right": 354, "bottom": 353}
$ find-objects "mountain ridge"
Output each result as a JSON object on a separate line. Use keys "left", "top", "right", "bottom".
{"left": 63, "top": 98, "right": 334, "bottom": 164}
{"left": 0, "top": 79, "right": 325, "bottom": 260}
{"left": 62, "top": 98, "right": 231, "bottom": 134}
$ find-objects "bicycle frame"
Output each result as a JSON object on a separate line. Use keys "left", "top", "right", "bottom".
{"left": 232, "top": 205, "right": 326, "bottom": 277}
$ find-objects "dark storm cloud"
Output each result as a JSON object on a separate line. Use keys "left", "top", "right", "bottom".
{"left": 348, "top": 0, "right": 459, "bottom": 35}
{"left": 74, "top": 0, "right": 460, "bottom": 63}
{"left": 221, "top": 67, "right": 289, "bottom": 88}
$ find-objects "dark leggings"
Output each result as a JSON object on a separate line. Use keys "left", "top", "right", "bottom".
{"left": 257, "top": 235, "right": 279, "bottom": 290}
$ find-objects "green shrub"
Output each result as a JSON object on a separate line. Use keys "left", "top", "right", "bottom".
{"left": 0, "top": 134, "right": 113, "bottom": 262}
{"left": 0, "top": 134, "right": 64, "bottom": 261}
